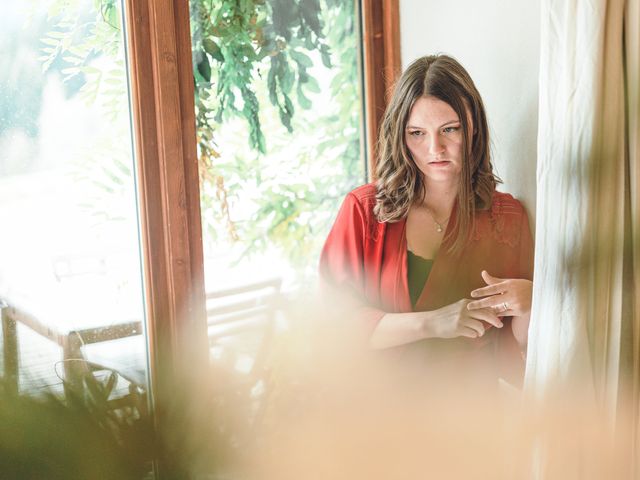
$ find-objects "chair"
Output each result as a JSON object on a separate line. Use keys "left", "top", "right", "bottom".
{"left": 78, "top": 335, "right": 148, "bottom": 418}
{"left": 79, "top": 277, "right": 282, "bottom": 422}
{"left": 206, "top": 278, "right": 281, "bottom": 380}
{"left": 205, "top": 278, "right": 282, "bottom": 429}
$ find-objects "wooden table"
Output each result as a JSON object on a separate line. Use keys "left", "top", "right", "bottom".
{"left": 0, "top": 295, "right": 142, "bottom": 396}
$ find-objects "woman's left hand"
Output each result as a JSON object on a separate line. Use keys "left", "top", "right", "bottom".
{"left": 466, "top": 270, "right": 533, "bottom": 317}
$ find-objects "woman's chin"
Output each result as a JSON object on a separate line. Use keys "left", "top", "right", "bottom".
{"left": 419, "top": 169, "right": 461, "bottom": 184}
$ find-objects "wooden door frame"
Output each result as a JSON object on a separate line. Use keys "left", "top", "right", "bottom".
{"left": 122, "top": 0, "right": 208, "bottom": 427}
{"left": 121, "top": 0, "right": 401, "bottom": 473}
{"left": 361, "top": 0, "right": 402, "bottom": 179}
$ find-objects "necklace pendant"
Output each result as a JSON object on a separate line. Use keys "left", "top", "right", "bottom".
{"left": 436, "top": 224, "right": 443, "bottom": 233}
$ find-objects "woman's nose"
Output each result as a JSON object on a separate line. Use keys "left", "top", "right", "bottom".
{"left": 427, "top": 134, "right": 444, "bottom": 155}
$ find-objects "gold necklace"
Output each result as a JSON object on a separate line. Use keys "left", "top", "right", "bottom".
{"left": 426, "top": 208, "right": 450, "bottom": 233}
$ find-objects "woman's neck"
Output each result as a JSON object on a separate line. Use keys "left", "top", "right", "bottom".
{"left": 418, "top": 179, "right": 458, "bottom": 218}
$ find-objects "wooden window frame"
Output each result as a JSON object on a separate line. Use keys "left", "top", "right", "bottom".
{"left": 122, "top": 0, "right": 401, "bottom": 470}
{"left": 123, "top": 0, "right": 208, "bottom": 419}
{"left": 361, "top": 0, "right": 402, "bottom": 179}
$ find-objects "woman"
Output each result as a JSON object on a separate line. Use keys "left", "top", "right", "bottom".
{"left": 319, "top": 55, "right": 534, "bottom": 386}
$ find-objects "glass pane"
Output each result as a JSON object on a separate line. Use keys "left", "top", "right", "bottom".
{"left": 0, "top": 1, "right": 148, "bottom": 414}
{"left": 189, "top": 0, "right": 365, "bottom": 460}
{"left": 191, "top": 0, "right": 365, "bottom": 286}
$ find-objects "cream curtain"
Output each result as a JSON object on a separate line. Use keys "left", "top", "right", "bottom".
{"left": 525, "top": 0, "right": 639, "bottom": 477}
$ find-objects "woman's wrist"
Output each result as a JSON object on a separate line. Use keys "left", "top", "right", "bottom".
{"left": 369, "top": 310, "right": 435, "bottom": 349}
{"left": 417, "top": 309, "right": 437, "bottom": 339}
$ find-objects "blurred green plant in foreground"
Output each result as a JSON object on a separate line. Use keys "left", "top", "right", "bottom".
{"left": 0, "top": 384, "right": 154, "bottom": 479}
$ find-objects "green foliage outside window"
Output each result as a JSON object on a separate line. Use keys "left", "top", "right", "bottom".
{"left": 35, "top": 0, "right": 365, "bottom": 275}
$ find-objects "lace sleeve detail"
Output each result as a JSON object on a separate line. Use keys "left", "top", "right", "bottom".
{"left": 488, "top": 194, "right": 525, "bottom": 248}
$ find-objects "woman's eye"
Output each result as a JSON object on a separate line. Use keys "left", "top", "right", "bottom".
{"left": 408, "top": 130, "right": 423, "bottom": 136}
{"left": 443, "top": 126, "right": 460, "bottom": 134}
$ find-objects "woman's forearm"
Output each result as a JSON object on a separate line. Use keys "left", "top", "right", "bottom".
{"left": 369, "top": 299, "right": 502, "bottom": 349}
{"left": 369, "top": 311, "right": 432, "bottom": 349}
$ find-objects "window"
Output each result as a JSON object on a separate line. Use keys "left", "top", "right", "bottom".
{"left": 0, "top": 0, "right": 147, "bottom": 400}
{"left": 192, "top": 0, "right": 366, "bottom": 288}
{"left": 0, "top": 0, "right": 400, "bottom": 475}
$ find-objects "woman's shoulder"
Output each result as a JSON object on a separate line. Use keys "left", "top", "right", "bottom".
{"left": 336, "top": 183, "right": 382, "bottom": 240}
{"left": 490, "top": 191, "right": 527, "bottom": 216}
{"left": 347, "top": 182, "right": 377, "bottom": 203}
{"left": 342, "top": 183, "right": 378, "bottom": 215}
{"left": 479, "top": 190, "right": 529, "bottom": 247}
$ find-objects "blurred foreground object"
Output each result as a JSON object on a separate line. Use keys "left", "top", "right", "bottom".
{"left": 0, "top": 383, "right": 153, "bottom": 480}
{"left": 247, "top": 294, "right": 630, "bottom": 480}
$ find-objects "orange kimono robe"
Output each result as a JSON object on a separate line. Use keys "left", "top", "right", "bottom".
{"left": 319, "top": 183, "right": 534, "bottom": 386}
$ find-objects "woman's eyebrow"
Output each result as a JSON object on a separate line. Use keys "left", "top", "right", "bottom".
{"left": 405, "top": 119, "right": 460, "bottom": 129}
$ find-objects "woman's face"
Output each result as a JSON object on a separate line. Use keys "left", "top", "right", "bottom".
{"left": 404, "top": 95, "right": 468, "bottom": 185}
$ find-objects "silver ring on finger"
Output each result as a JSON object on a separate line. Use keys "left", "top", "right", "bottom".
{"left": 494, "top": 302, "right": 509, "bottom": 313}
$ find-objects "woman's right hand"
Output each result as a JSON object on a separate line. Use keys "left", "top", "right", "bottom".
{"left": 424, "top": 299, "right": 504, "bottom": 339}
{"left": 370, "top": 299, "right": 505, "bottom": 349}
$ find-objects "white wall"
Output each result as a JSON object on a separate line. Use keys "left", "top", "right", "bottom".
{"left": 399, "top": 0, "right": 540, "bottom": 225}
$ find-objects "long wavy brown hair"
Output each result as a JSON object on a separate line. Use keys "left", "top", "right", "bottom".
{"left": 374, "top": 54, "right": 500, "bottom": 256}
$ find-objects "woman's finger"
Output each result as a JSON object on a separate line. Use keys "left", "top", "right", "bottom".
{"left": 460, "top": 327, "right": 479, "bottom": 338}
{"left": 470, "top": 282, "right": 508, "bottom": 298}
{"left": 464, "top": 318, "right": 486, "bottom": 337}
{"left": 467, "top": 296, "right": 506, "bottom": 310}
{"left": 496, "top": 309, "right": 515, "bottom": 317}
{"left": 481, "top": 270, "right": 507, "bottom": 285}
{"left": 469, "top": 308, "right": 504, "bottom": 328}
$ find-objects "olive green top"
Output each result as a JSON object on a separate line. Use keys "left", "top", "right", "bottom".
{"left": 407, "top": 250, "right": 434, "bottom": 308}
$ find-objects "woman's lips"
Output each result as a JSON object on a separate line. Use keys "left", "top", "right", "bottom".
{"left": 428, "top": 160, "right": 450, "bottom": 166}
